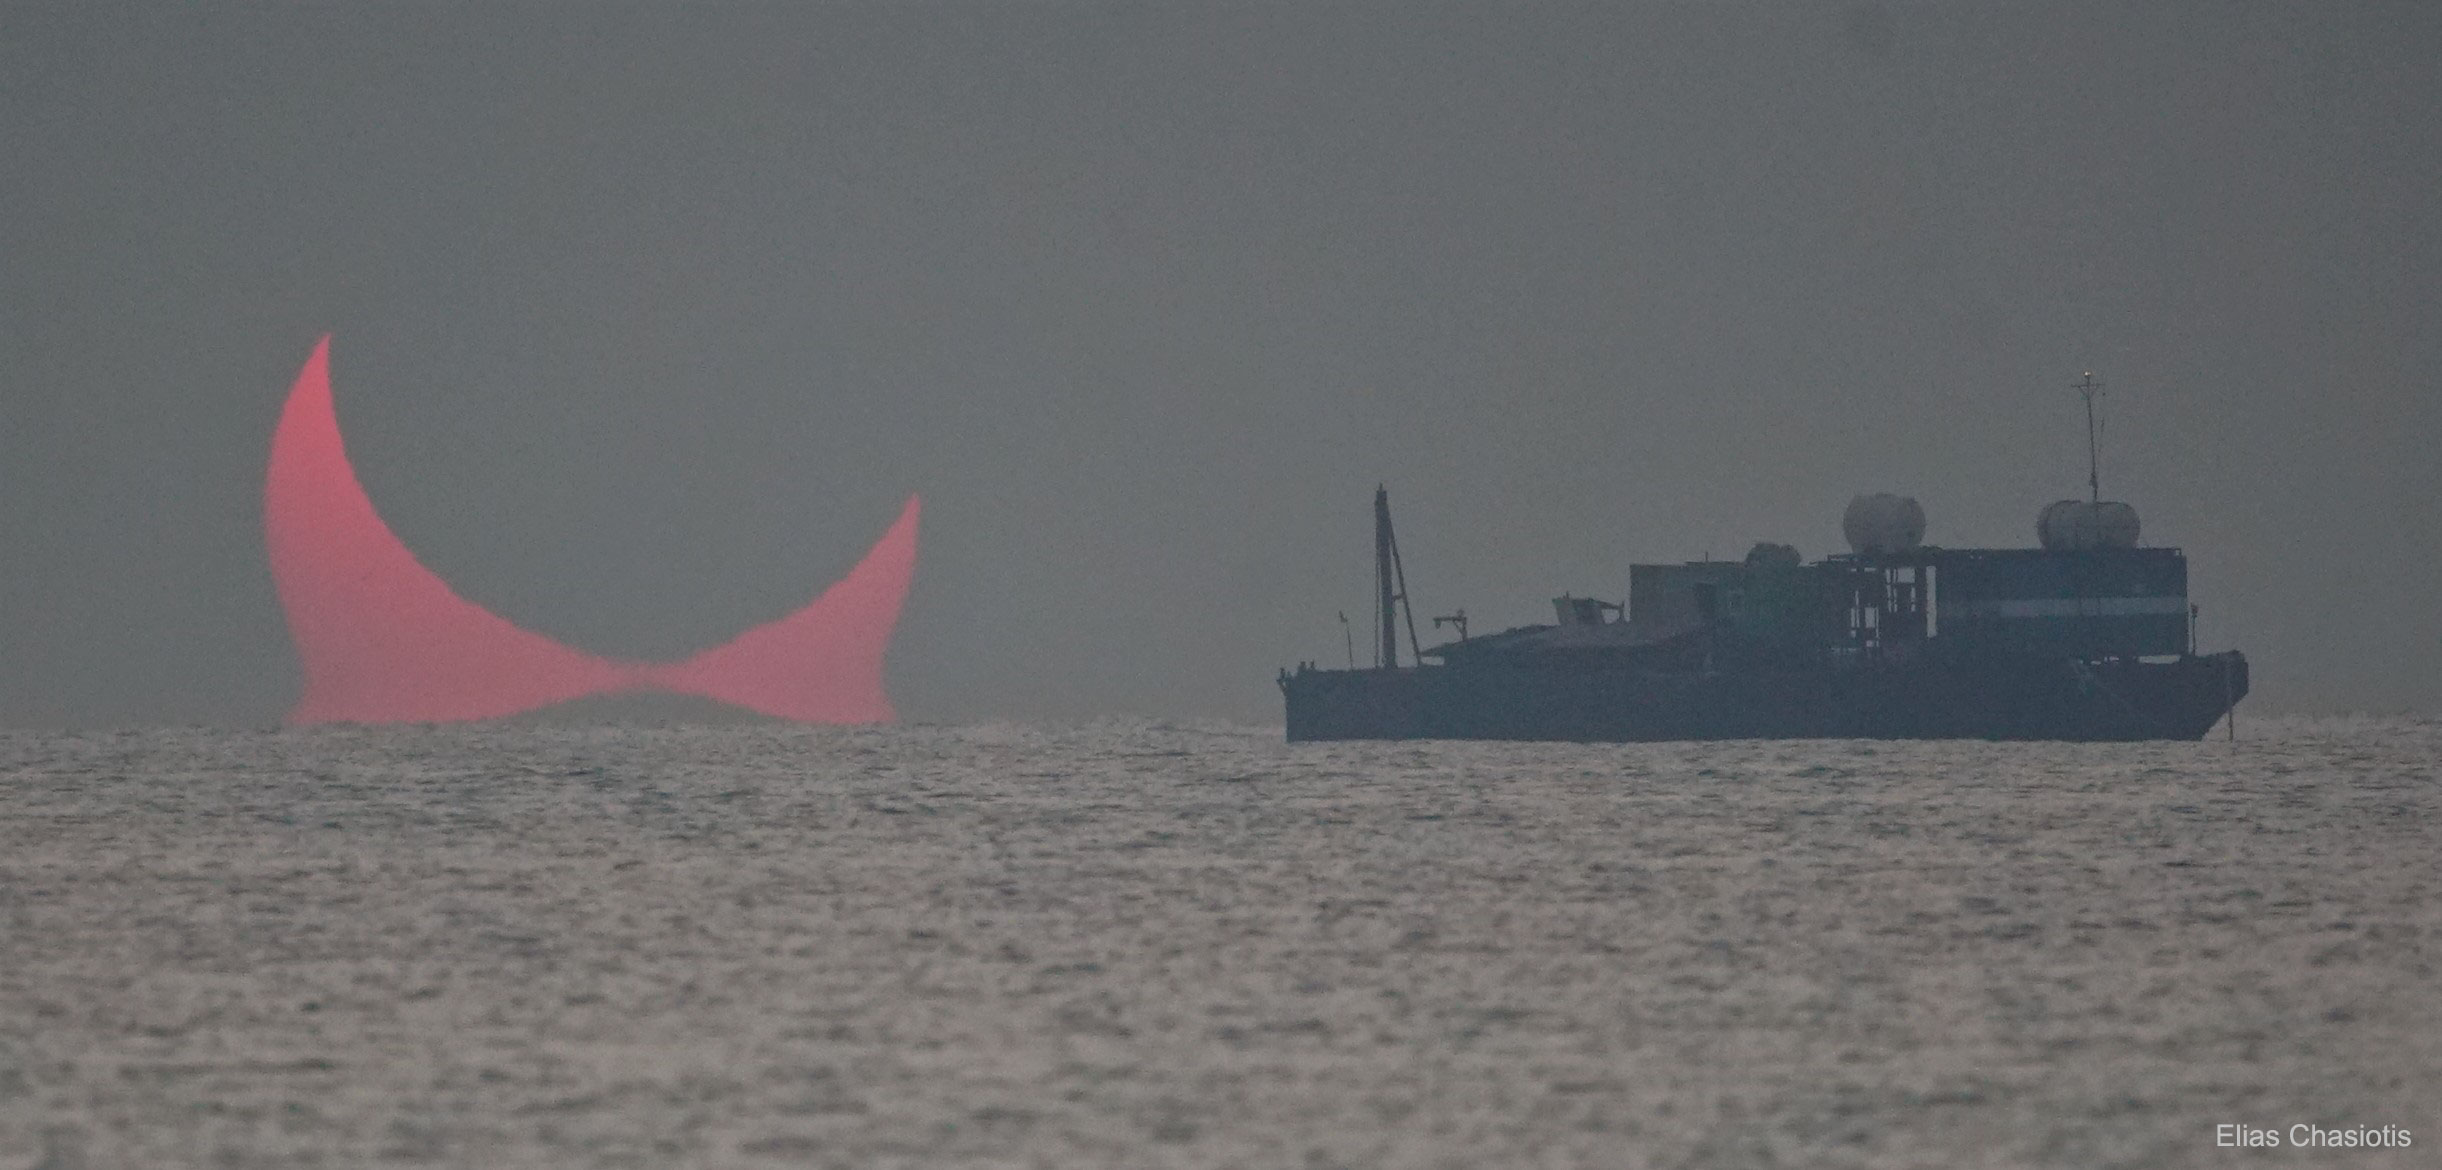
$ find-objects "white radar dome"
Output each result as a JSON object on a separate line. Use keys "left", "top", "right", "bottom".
{"left": 2036, "top": 500, "right": 2141, "bottom": 551}
{"left": 1842, "top": 493, "right": 1926, "bottom": 556}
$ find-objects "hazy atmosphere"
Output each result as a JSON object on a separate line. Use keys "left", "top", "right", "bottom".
{"left": 5, "top": 3, "right": 2438, "bottom": 726}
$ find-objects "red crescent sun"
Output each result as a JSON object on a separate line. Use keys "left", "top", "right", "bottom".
{"left": 264, "top": 336, "right": 918, "bottom": 724}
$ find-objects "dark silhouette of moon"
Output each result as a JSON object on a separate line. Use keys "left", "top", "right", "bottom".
{"left": 264, "top": 335, "right": 919, "bottom": 724}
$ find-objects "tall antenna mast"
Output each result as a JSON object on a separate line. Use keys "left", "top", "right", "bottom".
{"left": 2076, "top": 372, "right": 2103, "bottom": 503}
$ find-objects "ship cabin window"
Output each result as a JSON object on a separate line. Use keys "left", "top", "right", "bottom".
{"left": 1627, "top": 562, "right": 1752, "bottom": 636}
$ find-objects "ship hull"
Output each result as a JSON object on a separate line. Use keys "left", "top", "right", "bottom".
{"left": 1281, "top": 651, "right": 2247, "bottom": 743}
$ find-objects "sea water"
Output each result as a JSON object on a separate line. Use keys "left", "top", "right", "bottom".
{"left": 1, "top": 718, "right": 2434, "bottom": 1168}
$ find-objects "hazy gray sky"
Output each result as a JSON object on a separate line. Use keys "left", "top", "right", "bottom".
{"left": 4, "top": 3, "right": 2437, "bottom": 724}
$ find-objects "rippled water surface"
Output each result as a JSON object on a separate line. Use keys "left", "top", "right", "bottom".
{"left": 2, "top": 718, "right": 2435, "bottom": 1167}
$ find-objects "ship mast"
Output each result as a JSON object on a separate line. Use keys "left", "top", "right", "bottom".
{"left": 1376, "top": 487, "right": 1396, "bottom": 667}
{"left": 2077, "top": 372, "right": 2103, "bottom": 503}
{"left": 1373, "top": 486, "right": 1422, "bottom": 669}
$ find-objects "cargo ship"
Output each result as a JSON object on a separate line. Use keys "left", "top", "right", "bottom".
{"left": 1279, "top": 380, "right": 2248, "bottom": 742}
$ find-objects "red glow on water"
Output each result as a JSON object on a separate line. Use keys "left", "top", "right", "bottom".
{"left": 263, "top": 336, "right": 918, "bottom": 724}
